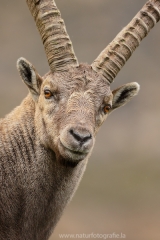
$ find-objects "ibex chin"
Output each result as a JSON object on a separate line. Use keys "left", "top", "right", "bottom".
{"left": 0, "top": 0, "right": 160, "bottom": 239}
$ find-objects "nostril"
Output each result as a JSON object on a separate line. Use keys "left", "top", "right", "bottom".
{"left": 69, "top": 129, "right": 92, "bottom": 144}
{"left": 69, "top": 129, "right": 74, "bottom": 136}
{"left": 69, "top": 129, "right": 82, "bottom": 142}
{"left": 83, "top": 134, "right": 92, "bottom": 143}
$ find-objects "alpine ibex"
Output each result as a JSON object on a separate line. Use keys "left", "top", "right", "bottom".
{"left": 0, "top": 0, "right": 160, "bottom": 239}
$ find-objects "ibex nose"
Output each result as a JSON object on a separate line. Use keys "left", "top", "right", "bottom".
{"left": 69, "top": 128, "right": 92, "bottom": 146}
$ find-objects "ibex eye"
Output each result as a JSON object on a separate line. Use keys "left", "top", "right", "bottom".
{"left": 44, "top": 90, "right": 52, "bottom": 99}
{"left": 104, "top": 104, "right": 111, "bottom": 114}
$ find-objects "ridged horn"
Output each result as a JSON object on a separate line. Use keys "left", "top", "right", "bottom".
{"left": 92, "top": 0, "right": 160, "bottom": 84}
{"left": 26, "top": 0, "right": 79, "bottom": 72}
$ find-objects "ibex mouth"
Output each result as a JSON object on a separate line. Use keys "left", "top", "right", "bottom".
{"left": 59, "top": 125, "right": 94, "bottom": 161}
{"left": 59, "top": 140, "right": 89, "bottom": 161}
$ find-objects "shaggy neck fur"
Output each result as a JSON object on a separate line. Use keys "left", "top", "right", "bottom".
{"left": 0, "top": 95, "right": 87, "bottom": 240}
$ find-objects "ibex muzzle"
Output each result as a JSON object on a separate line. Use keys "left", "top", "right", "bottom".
{"left": 59, "top": 124, "right": 93, "bottom": 161}
{"left": 59, "top": 91, "right": 95, "bottom": 161}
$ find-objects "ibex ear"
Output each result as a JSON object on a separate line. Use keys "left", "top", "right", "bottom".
{"left": 17, "top": 57, "right": 43, "bottom": 101}
{"left": 111, "top": 82, "right": 140, "bottom": 111}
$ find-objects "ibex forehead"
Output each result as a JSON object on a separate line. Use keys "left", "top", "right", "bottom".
{"left": 42, "top": 63, "right": 111, "bottom": 96}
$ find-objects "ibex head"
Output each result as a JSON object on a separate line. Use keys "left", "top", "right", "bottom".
{"left": 17, "top": 58, "right": 139, "bottom": 163}
{"left": 17, "top": 0, "right": 159, "bottom": 163}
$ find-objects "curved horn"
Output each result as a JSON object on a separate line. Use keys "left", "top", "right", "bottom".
{"left": 92, "top": 0, "right": 160, "bottom": 84}
{"left": 26, "top": 0, "right": 79, "bottom": 72}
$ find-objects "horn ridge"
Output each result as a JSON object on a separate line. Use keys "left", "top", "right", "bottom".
{"left": 92, "top": 0, "right": 160, "bottom": 84}
{"left": 26, "top": 0, "right": 79, "bottom": 72}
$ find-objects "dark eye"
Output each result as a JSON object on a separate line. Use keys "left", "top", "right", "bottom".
{"left": 44, "top": 90, "right": 52, "bottom": 99}
{"left": 103, "top": 104, "right": 111, "bottom": 114}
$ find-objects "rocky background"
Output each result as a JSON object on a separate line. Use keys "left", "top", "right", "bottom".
{"left": 0, "top": 1, "right": 160, "bottom": 239}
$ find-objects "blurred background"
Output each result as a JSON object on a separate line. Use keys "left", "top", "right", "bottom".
{"left": 1, "top": 0, "right": 160, "bottom": 239}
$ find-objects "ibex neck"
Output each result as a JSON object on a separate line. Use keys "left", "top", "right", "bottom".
{"left": 0, "top": 94, "right": 88, "bottom": 239}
